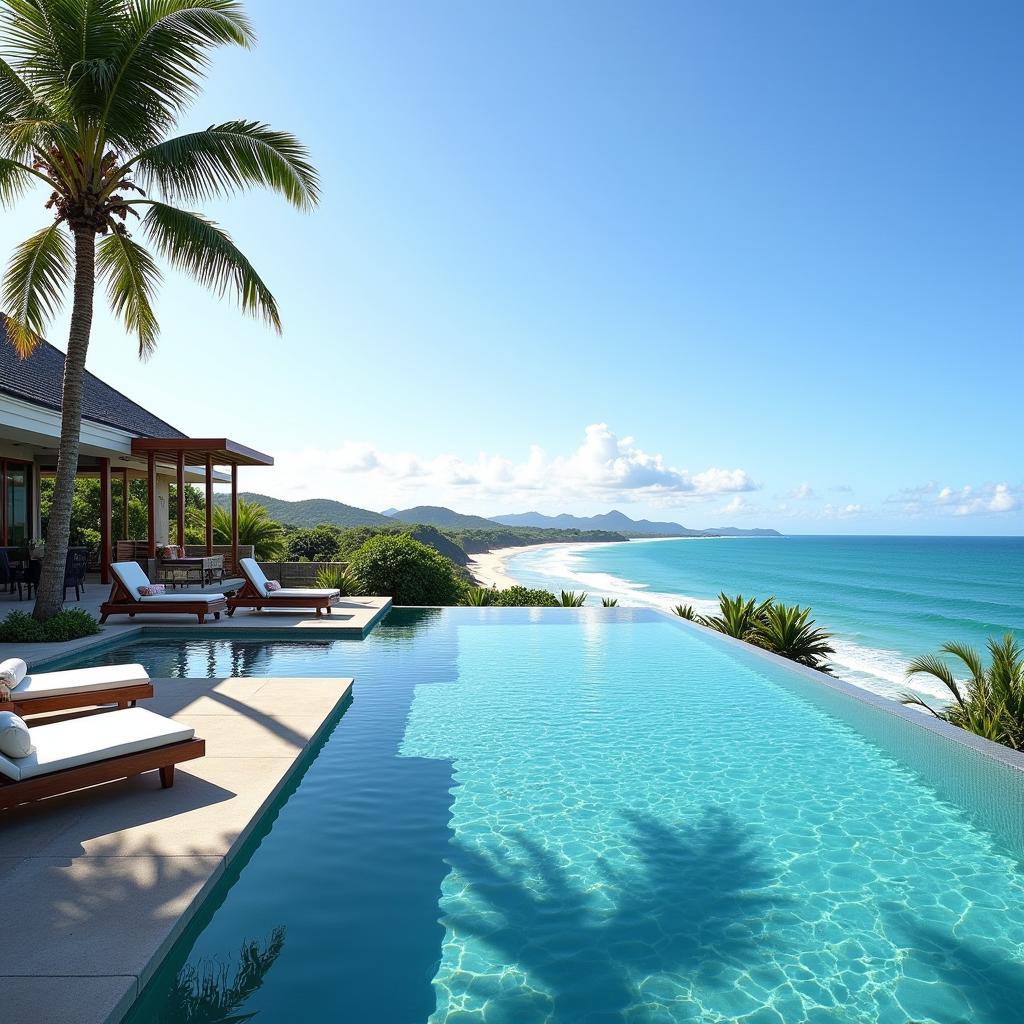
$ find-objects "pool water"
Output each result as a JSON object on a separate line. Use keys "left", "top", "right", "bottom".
{"left": 60, "top": 609, "right": 1024, "bottom": 1023}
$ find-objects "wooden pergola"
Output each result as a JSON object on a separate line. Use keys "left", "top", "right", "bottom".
{"left": 93, "top": 438, "right": 274, "bottom": 582}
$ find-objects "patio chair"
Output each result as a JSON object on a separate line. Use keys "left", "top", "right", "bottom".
{"left": 64, "top": 547, "right": 89, "bottom": 600}
{"left": 227, "top": 558, "right": 340, "bottom": 617}
{"left": 0, "top": 657, "right": 154, "bottom": 717}
{"left": 0, "top": 548, "right": 30, "bottom": 599}
{"left": 100, "top": 561, "right": 229, "bottom": 624}
{"left": 0, "top": 707, "right": 204, "bottom": 810}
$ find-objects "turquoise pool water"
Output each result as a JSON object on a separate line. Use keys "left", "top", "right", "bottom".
{"left": 59, "top": 610, "right": 1024, "bottom": 1023}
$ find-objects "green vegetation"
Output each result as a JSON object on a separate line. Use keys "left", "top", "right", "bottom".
{"left": 314, "top": 563, "right": 360, "bottom": 596}
{"left": 462, "top": 587, "right": 492, "bottom": 606}
{"left": 214, "top": 493, "right": 393, "bottom": 528}
{"left": 602, "top": 597, "right": 619, "bottom": 607}
{"left": 673, "top": 593, "right": 834, "bottom": 672}
{"left": 489, "top": 586, "right": 560, "bottom": 608}
{"left": 347, "top": 534, "right": 465, "bottom": 606}
{"left": 1, "top": 1, "right": 318, "bottom": 619}
{"left": 558, "top": 590, "right": 588, "bottom": 607}
{"left": 0, "top": 608, "right": 100, "bottom": 643}
{"left": 287, "top": 525, "right": 344, "bottom": 562}
{"left": 388, "top": 505, "right": 499, "bottom": 530}
{"left": 213, "top": 499, "right": 285, "bottom": 560}
{"left": 902, "top": 635, "right": 1024, "bottom": 750}
{"left": 450, "top": 526, "right": 627, "bottom": 553}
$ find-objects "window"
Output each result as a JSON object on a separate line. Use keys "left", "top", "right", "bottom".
{"left": 2, "top": 461, "right": 31, "bottom": 546}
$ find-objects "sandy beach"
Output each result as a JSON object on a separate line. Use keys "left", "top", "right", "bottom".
{"left": 466, "top": 543, "right": 566, "bottom": 589}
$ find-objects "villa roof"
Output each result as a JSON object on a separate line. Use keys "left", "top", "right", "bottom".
{"left": 0, "top": 313, "right": 186, "bottom": 439}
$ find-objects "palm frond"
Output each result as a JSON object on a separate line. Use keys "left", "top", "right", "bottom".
{"left": 906, "top": 653, "right": 964, "bottom": 707}
{"left": 100, "top": 0, "right": 255, "bottom": 147}
{"left": 133, "top": 120, "right": 319, "bottom": 209}
{"left": 1, "top": 221, "right": 72, "bottom": 354}
{"left": 0, "top": 157, "right": 35, "bottom": 205}
{"left": 96, "top": 231, "right": 162, "bottom": 355}
{"left": 0, "top": 55, "right": 35, "bottom": 114}
{"left": 141, "top": 200, "right": 279, "bottom": 330}
{"left": 938, "top": 641, "right": 985, "bottom": 685}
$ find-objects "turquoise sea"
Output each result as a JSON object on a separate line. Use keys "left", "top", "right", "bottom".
{"left": 504, "top": 536, "right": 1024, "bottom": 702}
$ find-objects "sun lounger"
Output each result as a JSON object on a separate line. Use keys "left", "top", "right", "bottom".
{"left": 100, "top": 561, "right": 228, "bottom": 624}
{"left": 0, "top": 707, "right": 204, "bottom": 809}
{"left": 227, "top": 558, "right": 340, "bottom": 617}
{"left": 0, "top": 657, "right": 154, "bottom": 717}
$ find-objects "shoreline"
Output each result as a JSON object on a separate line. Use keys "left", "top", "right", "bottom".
{"left": 466, "top": 542, "right": 571, "bottom": 589}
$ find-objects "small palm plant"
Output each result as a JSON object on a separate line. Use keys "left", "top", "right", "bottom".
{"left": 700, "top": 593, "right": 774, "bottom": 640}
{"left": 462, "top": 587, "right": 492, "bottom": 607}
{"left": 601, "top": 597, "right": 618, "bottom": 607}
{"left": 558, "top": 590, "right": 587, "bottom": 607}
{"left": 314, "top": 564, "right": 360, "bottom": 596}
{"left": 672, "top": 603, "right": 697, "bottom": 621}
{"left": 212, "top": 499, "right": 284, "bottom": 560}
{"left": 752, "top": 602, "right": 834, "bottom": 672}
{"left": 901, "top": 634, "right": 1024, "bottom": 749}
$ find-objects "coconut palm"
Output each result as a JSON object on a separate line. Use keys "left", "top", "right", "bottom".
{"left": 0, "top": 0, "right": 319, "bottom": 619}
{"left": 752, "top": 601, "right": 834, "bottom": 672}
{"left": 901, "top": 634, "right": 1024, "bottom": 749}
{"left": 212, "top": 499, "right": 284, "bottom": 560}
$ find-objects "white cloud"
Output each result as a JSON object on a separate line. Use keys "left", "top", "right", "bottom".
{"left": 822, "top": 503, "right": 865, "bottom": 519}
{"left": 787, "top": 483, "right": 814, "bottom": 500}
{"left": 258, "top": 424, "right": 759, "bottom": 512}
{"left": 889, "top": 481, "right": 1021, "bottom": 518}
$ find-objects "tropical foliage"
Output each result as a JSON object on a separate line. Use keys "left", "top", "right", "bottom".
{"left": 287, "top": 525, "right": 343, "bottom": 562}
{"left": 489, "top": 586, "right": 560, "bottom": 608}
{"left": 0, "top": 608, "right": 99, "bottom": 642}
{"left": 601, "top": 597, "right": 618, "bottom": 607}
{"left": 314, "top": 563, "right": 359, "bottom": 596}
{"left": 558, "top": 590, "right": 588, "bottom": 607}
{"left": 901, "top": 634, "right": 1024, "bottom": 749}
{"left": 462, "top": 587, "right": 492, "bottom": 606}
{"left": 673, "top": 592, "right": 834, "bottom": 672}
{"left": 212, "top": 499, "right": 285, "bottom": 560}
{"left": 0, "top": 0, "right": 318, "bottom": 618}
{"left": 347, "top": 534, "right": 465, "bottom": 606}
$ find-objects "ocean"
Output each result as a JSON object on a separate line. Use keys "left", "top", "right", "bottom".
{"left": 503, "top": 535, "right": 1024, "bottom": 703}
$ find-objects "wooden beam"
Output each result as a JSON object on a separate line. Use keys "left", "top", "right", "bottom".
{"left": 205, "top": 455, "right": 213, "bottom": 556}
{"left": 230, "top": 463, "right": 238, "bottom": 573}
{"left": 147, "top": 452, "right": 157, "bottom": 558}
{"left": 99, "top": 457, "right": 111, "bottom": 584}
{"left": 176, "top": 451, "right": 186, "bottom": 548}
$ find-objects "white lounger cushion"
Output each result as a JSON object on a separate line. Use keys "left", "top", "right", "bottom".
{"left": 240, "top": 558, "right": 271, "bottom": 597}
{"left": 13, "top": 663, "right": 149, "bottom": 702}
{"left": 0, "top": 707, "right": 194, "bottom": 782}
{"left": 0, "top": 658, "right": 28, "bottom": 686}
{"left": 0, "top": 712, "right": 32, "bottom": 758}
{"left": 111, "top": 561, "right": 225, "bottom": 603}
{"left": 272, "top": 588, "right": 341, "bottom": 599}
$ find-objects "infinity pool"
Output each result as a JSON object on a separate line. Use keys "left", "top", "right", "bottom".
{"left": 56, "top": 609, "right": 1024, "bottom": 1023}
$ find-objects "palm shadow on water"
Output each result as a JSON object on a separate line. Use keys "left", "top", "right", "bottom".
{"left": 443, "top": 806, "right": 785, "bottom": 1021}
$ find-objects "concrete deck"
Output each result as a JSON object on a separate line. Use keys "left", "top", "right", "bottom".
{"left": 0, "top": 579, "right": 391, "bottom": 668}
{"left": 0, "top": 674, "right": 354, "bottom": 1024}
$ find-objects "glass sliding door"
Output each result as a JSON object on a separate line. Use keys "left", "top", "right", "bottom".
{"left": 2, "top": 461, "right": 31, "bottom": 546}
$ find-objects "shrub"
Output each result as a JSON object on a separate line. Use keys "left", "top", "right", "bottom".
{"left": 288, "top": 525, "right": 343, "bottom": 562}
{"left": 462, "top": 587, "right": 492, "bottom": 606}
{"left": 672, "top": 604, "right": 697, "bottom": 620}
{"left": 601, "top": 597, "right": 619, "bottom": 607}
{"left": 0, "top": 608, "right": 101, "bottom": 643}
{"left": 558, "top": 590, "right": 588, "bottom": 607}
{"left": 752, "top": 602, "right": 834, "bottom": 672}
{"left": 314, "top": 564, "right": 361, "bottom": 596}
{"left": 348, "top": 534, "right": 465, "bottom": 606}
{"left": 490, "top": 586, "right": 560, "bottom": 608}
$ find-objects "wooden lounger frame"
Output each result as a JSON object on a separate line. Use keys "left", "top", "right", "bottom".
{"left": 0, "top": 737, "right": 205, "bottom": 810}
{"left": 226, "top": 577, "right": 335, "bottom": 617}
{"left": 1, "top": 681, "right": 155, "bottom": 718}
{"left": 100, "top": 577, "right": 228, "bottom": 624}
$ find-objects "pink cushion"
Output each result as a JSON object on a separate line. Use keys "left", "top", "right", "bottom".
{"left": 138, "top": 584, "right": 166, "bottom": 596}
{"left": 162, "top": 545, "right": 185, "bottom": 560}
{"left": 265, "top": 580, "right": 282, "bottom": 592}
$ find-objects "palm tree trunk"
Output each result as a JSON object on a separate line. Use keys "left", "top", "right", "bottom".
{"left": 33, "top": 226, "right": 96, "bottom": 621}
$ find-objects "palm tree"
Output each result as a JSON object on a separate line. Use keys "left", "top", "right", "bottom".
{"left": 0, "top": 0, "right": 319, "bottom": 619}
{"left": 752, "top": 601, "right": 834, "bottom": 672}
{"left": 901, "top": 634, "right": 1024, "bottom": 749}
{"left": 212, "top": 498, "right": 283, "bottom": 560}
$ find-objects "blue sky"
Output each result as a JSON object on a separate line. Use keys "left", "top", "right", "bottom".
{"left": 3, "top": 0, "right": 1022, "bottom": 533}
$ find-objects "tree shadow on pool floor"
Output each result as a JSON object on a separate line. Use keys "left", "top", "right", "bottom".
{"left": 439, "top": 806, "right": 787, "bottom": 1022}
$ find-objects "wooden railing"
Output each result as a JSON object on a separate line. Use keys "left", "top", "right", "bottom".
{"left": 115, "top": 541, "right": 255, "bottom": 579}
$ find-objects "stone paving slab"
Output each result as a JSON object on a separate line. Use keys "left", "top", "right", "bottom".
{"left": 0, "top": 675, "right": 353, "bottom": 1024}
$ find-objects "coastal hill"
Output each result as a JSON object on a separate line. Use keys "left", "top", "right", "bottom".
{"left": 491, "top": 509, "right": 781, "bottom": 538}
{"left": 213, "top": 493, "right": 394, "bottom": 528}
{"left": 386, "top": 505, "right": 500, "bottom": 530}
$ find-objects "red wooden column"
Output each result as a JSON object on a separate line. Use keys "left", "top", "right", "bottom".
{"left": 99, "top": 457, "right": 111, "bottom": 584}
{"left": 147, "top": 452, "right": 157, "bottom": 558}
{"left": 230, "top": 463, "right": 238, "bottom": 574}
{"left": 205, "top": 456, "right": 213, "bottom": 556}
{"left": 176, "top": 451, "right": 186, "bottom": 549}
